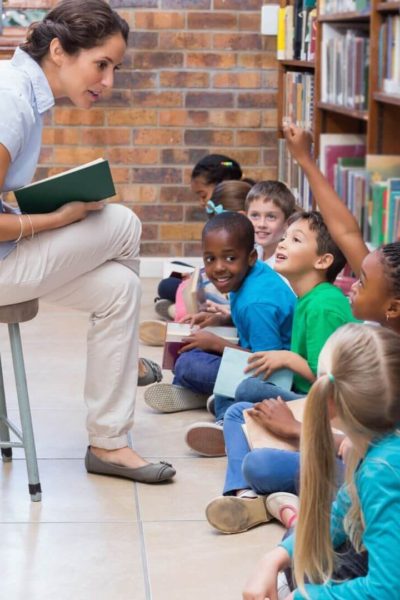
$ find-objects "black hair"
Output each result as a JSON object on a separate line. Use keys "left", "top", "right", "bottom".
{"left": 245, "top": 180, "right": 297, "bottom": 219}
{"left": 202, "top": 211, "right": 255, "bottom": 255}
{"left": 20, "top": 0, "right": 129, "bottom": 63}
{"left": 380, "top": 242, "right": 400, "bottom": 298}
{"left": 288, "top": 211, "right": 347, "bottom": 283}
{"left": 191, "top": 154, "right": 242, "bottom": 185}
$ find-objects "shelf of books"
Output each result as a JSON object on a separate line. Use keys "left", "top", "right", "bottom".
{"left": 276, "top": 0, "right": 400, "bottom": 242}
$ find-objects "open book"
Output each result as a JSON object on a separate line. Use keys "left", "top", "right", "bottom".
{"left": 14, "top": 158, "right": 115, "bottom": 214}
{"left": 213, "top": 347, "right": 294, "bottom": 398}
{"left": 242, "top": 398, "right": 306, "bottom": 452}
{"left": 162, "top": 322, "right": 238, "bottom": 370}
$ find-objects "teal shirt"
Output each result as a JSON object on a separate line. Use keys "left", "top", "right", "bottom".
{"left": 291, "top": 282, "right": 356, "bottom": 394}
{"left": 281, "top": 432, "right": 400, "bottom": 599}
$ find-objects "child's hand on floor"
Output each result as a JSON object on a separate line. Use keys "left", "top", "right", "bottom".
{"left": 248, "top": 398, "right": 301, "bottom": 441}
{"left": 283, "top": 123, "right": 313, "bottom": 165}
{"left": 178, "top": 330, "right": 224, "bottom": 354}
{"left": 245, "top": 350, "right": 288, "bottom": 378}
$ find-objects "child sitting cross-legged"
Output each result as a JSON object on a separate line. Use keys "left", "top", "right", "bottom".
{"left": 243, "top": 323, "right": 400, "bottom": 600}
{"left": 144, "top": 212, "right": 296, "bottom": 420}
{"left": 186, "top": 210, "right": 356, "bottom": 458}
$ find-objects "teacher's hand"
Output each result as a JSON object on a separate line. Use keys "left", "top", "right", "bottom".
{"left": 55, "top": 200, "right": 105, "bottom": 226}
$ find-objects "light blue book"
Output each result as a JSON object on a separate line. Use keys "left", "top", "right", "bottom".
{"left": 213, "top": 347, "right": 294, "bottom": 398}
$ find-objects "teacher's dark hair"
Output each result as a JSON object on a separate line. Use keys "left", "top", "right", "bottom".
{"left": 20, "top": 0, "right": 129, "bottom": 63}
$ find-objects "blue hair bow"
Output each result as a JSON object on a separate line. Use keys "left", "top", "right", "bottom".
{"left": 206, "top": 200, "right": 226, "bottom": 215}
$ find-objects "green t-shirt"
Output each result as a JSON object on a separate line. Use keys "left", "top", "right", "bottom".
{"left": 291, "top": 282, "right": 357, "bottom": 394}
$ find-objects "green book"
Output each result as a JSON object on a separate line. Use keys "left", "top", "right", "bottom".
{"left": 14, "top": 158, "right": 116, "bottom": 214}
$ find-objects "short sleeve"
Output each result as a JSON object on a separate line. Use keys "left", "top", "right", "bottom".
{"left": 238, "top": 302, "right": 290, "bottom": 352}
{"left": 0, "top": 89, "right": 33, "bottom": 162}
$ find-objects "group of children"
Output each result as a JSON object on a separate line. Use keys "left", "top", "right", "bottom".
{"left": 141, "top": 124, "right": 400, "bottom": 599}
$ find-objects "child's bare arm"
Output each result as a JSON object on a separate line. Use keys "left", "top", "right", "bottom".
{"left": 283, "top": 124, "right": 369, "bottom": 277}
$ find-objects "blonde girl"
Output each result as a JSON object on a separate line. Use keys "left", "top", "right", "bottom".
{"left": 243, "top": 323, "right": 400, "bottom": 599}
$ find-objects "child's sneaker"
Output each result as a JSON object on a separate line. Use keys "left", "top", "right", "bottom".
{"left": 265, "top": 492, "right": 299, "bottom": 528}
{"left": 185, "top": 420, "right": 225, "bottom": 456}
{"left": 205, "top": 491, "right": 271, "bottom": 534}
{"left": 206, "top": 394, "right": 215, "bottom": 415}
{"left": 154, "top": 299, "right": 175, "bottom": 321}
{"left": 139, "top": 320, "right": 166, "bottom": 347}
{"left": 144, "top": 383, "right": 207, "bottom": 413}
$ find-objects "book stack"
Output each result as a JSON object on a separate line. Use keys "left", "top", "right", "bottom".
{"left": 278, "top": 138, "right": 313, "bottom": 210}
{"left": 367, "top": 155, "right": 400, "bottom": 246}
{"left": 321, "top": 25, "right": 370, "bottom": 111}
{"left": 378, "top": 15, "right": 400, "bottom": 96}
{"left": 283, "top": 71, "right": 315, "bottom": 130}
{"left": 277, "top": 0, "right": 317, "bottom": 62}
{"left": 319, "top": 0, "right": 370, "bottom": 15}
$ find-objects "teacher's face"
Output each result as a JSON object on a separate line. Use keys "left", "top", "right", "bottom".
{"left": 55, "top": 32, "right": 126, "bottom": 109}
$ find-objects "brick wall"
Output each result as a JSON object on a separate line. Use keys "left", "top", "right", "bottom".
{"left": 8, "top": 0, "right": 279, "bottom": 256}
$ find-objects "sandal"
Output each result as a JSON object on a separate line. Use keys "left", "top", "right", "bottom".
{"left": 138, "top": 358, "right": 163, "bottom": 387}
{"left": 265, "top": 492, "right": 299, "bottom": 528}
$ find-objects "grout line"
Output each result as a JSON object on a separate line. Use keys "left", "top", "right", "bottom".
{"left": 134, "top": 483, "right": 152, "bottom": 600}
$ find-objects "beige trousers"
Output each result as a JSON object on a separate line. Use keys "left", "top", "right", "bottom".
{"left": 0, "top": 204, "right": 142, "bottom": 449}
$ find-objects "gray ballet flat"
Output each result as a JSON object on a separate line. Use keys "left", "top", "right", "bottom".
{"left": 85, "top": 447, "right": 176, "bottom": 483}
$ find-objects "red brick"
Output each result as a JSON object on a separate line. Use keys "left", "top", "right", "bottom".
{"left": 160, "top": 71, "right": 209, "bottom": 89}
{"left": 159, "top": 110, "right": 189, "bottom": 127}
{"left": 107, "top": 109, "right": 157, "bottom": 126}
{"left": 262, "top": 110, "right": 278, "bottom": 128}
{"left": 53, "top": 147, "right": 103, "bottom": 164}
{"left": 225, "top": 149, "right": 261, "bottom": 166}
{"left": 110, "top": 167, "right": 130, "bottom": 184}
{"left": 81, "top": 129, "right": 130, "bottom": 146}
{"left": 42, "top": 128, "right": 80, "bottom": 145}
{"left": 206, "top": 110, "right": 262, "bottom": 128}
{"left": 161, "top": 0, "right": 210, "bottom": 7}
{"left": 161, "top": 148, "right": 206, "bottom": 165}
{"left": 140, "top": 241, "right": 183, "bottom": 256}
{"left": 236, "top": 130, "right": 277, "bottom": 147}
{"left": 213, "top": 33, "right": 262, "bottom": 51}
{"left": 141, "top": 224, "right": 159, "bottom": 241}
{"left": 184, "top": 205, "right": 208, "bottom": 222}
{"left": 118, "top": 185, "right": 158, "bottom": 204}
{"left": 160, "top": 186, "right": 192, "bottom": 203}
{"left": 239, "top": 53, "right": 277, "bottom": 69}
{"left": 214, "top": 0, "right": 263, "bottom": 9}
{"left": 263, "top": 147, "right": 279, "bottom": 165}
{"left": 53, "top": 108, "right": 105, "bottom": 126}
{"left": 133, "top": 52, "right": 183, "bottom": 70}
{"left": 185, "top": 92, "right": 234, "bottom": 108}
{"left": 111, "top": 0, "right": 157, "bottom": 6}
{"left": 263, "top": 70, "right": 279, "bottom": 89}
{"left": 134, "top": 205, "right": 184, "bottom": 221}
{"left": 128, "top": 32, "right": 158, "bottom": 49}
{"left": 183, "top": 242, "right": 203, "bottom": 256}
{"left": 132, "top": 168, "right": 182, "bottom": 184}
{"left": 213, "top": 72, "right": 261, "bottom": 89}
{"left": 238, "top": 92, "right": 277, "bottom": 109}
{"left": 238, "top": 12, "right": 261, "bottom": 30}
{"left": 38, "top": 147, "right": 54, "bottom": 163}
{"left": 132, "top": 129, "right": 183, "bottom": 146}
{"left": 160, "top": 223, "right": 203, "bottom": 240}
{"left": 184, "top": 129, "right": 234, "bottom": 146}
{"left": 135, "top": 11, "right": 185, "bottom": 29}
{"left": 107, "top": 148, "right": 159, "bottom": 164}
{"left": 187, "top": 12, "right": 237, "bottom": 30}
{"left": 159, "top": 32, "right": 211, "bottom": 50}
{"left": 186, "top": 53, "right": 236, "bottom": 69}
{"left": 115, "top": 70, "right": 157, "bottom": 89}
{"left": 131, "top": 91, "right": 183, "bottom": 108}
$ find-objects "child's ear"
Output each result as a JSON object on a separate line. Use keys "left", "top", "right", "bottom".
{"left": 314, "top": 253, "right": 334, "bottom": 273}
{"left": 385, "top": 298, "right": 400, "bottom": 321}
{"left": 248, "top": 248, "right": 258, "bottom": 266}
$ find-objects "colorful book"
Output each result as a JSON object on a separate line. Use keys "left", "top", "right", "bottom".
{"left": 162, "top": 323, "right": 238, "bottom": 370}
{"left": 319, "top": 134, "right": 366, "bottom": 188}
{"left": 213, "top": 347, "right": 294, "bottom": 398}
{"left": 14, "top": 158, "right": 115, "bottom": 214}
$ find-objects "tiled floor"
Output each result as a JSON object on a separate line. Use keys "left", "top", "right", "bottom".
{"left": 0, "top": 279, "right": 283, "bottom": 600}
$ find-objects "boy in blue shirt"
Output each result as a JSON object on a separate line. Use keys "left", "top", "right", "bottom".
{"left": 144, "top": 212, "right": 296, "bottom": 419}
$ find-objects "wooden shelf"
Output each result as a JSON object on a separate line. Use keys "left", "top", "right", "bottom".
{"left": 373, "top": 92, "right": 400, "bottom": 106}
{"left": 279, "top": 59, "right": 315, "bottom": 70}
{"left": 318, "top": 102, "right": 369, "bottom": 121}
{"left": 376, "top": 1, "right": 400, "bottom": 11}
{"left": 318, "top": 11, "right": 370, "bottom": 22}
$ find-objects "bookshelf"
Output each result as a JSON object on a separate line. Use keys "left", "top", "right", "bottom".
{"left": 276, "top": 0, "right": 400, "bottom": 241}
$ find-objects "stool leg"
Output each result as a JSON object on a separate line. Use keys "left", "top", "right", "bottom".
{"left": 0, "top": 354, "right": 12, "bottom": 462}
{"left": 9, "top": 324, "right": 42, "bottom": 502}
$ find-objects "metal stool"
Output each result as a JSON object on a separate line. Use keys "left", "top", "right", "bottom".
{"left": 0, "top": 299, "right": 41, "bottom": 502}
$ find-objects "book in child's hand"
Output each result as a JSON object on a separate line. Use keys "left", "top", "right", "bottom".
{"left": 213, "top": 347, "right": 294, "bottom": 399}
{"left": 14, "top": 158, "right": 116, "bottom": 214}
{"left": 162, "top": 322, "right": 238, "bottom": 370}
{"left": 242, "top": 398, "right": 306, "bottom": 452}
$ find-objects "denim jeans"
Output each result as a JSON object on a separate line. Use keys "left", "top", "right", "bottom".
{"left": 236, "top": 377, "right": 305, "bottom": 404}
{"left": 173, "top": 348, "right": 221, "bottom": 395}
{"left": 222, "top": 401, "right": 301, "bottom": 495}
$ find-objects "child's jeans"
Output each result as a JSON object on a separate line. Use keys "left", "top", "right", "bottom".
{"left": 173, "top": 348, "right": 221, "bottom": 395}
{"left": 214, "top": 376, "right": 305, "bottom": 422}
{"left": 222, "top": 401, "right": 301, "bottom": 495}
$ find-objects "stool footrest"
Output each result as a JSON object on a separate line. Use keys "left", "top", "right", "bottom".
{"left": 0, "top": 416, "right": 22, "bottom": 441}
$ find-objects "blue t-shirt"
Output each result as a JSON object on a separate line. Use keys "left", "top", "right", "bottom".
{"left": 229, "top": 260, "right": 296, "bottom": 352}
{"left": 0, "top": 47, "right": 54, "bottom": 259}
